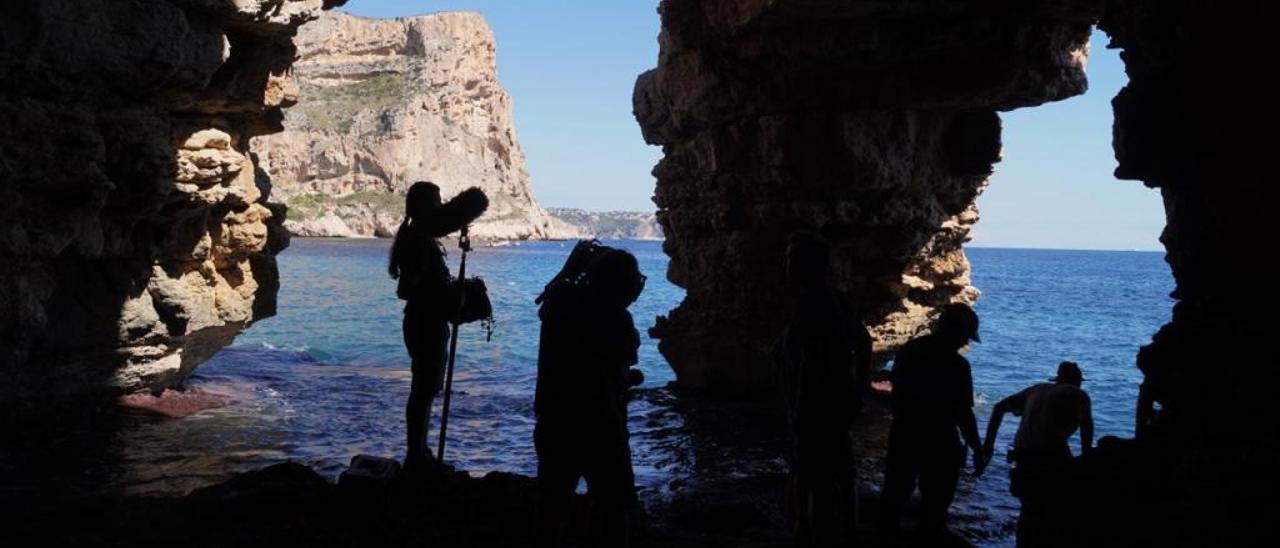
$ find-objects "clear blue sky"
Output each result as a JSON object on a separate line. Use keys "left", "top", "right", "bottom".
{"left": 975, "top": 31, "right": 1164, "bottom": 251}
{"left": 342, "top": 1, "right": 1165, "bottom": 251}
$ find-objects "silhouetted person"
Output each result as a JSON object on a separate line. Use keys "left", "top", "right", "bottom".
{"left": 388, "top": 182, "right": 487, "bottom": 473}
{"left": 534, "top": 243, "right": 645, "bottom": 548}
{"left": 777, "top": 231, "right": 873, "bottom": 547}
{"left": 1133, "top": 345, "right": 1163, "bottom": 439}
{"left": 878, "top": 303, "right": 986, "bottom": 539}
{"left": 981, "top": 361, "right": 1093, "bottom": 548}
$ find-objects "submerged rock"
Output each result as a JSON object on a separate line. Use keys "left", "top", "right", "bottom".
{"left": 118, "top": 388, "right": 231, "bottom": 418}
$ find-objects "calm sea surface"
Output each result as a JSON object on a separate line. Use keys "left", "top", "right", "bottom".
{"left": 75, "top": 240, "right": 1174, "bottom": 545}
{"left": 953, "top": 247, "right": 1173, "bottom": 545}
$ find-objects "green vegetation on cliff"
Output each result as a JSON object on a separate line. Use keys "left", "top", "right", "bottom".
{"left": 289, "top": 73, "right": 413, "bottom": 134}
{"left": 285, "top": 190, "right": 403, "bottom": 221}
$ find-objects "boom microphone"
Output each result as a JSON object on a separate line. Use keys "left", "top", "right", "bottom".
{"left": 427, "top": 187, "right": 489, "bottom": 237}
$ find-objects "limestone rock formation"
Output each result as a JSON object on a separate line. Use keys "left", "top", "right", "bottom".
{"left": 636, "top": 0, "right": 1099, "bottom": 396}
{"left": 1072, "top": 2, "right": 1280, "bottom": 545}
{"left": 547, "top": 209, "right": 664, "bottom": 240}
{"left": 0, "top": 0, "right": 344, "bottom": 413}
{"left": 251, "top": 11, "right": 571, "bottom": 241}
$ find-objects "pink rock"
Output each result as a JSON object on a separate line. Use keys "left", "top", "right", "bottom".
{"left": 118, "top": 389, "right": 231, "bottom": 418}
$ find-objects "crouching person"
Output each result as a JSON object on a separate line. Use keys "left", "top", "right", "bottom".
{"left": 534, "top": 242, "right": 646, "bottom": 548}
{"left": 981, "top": 361, "right": 1094, "bottom": 548}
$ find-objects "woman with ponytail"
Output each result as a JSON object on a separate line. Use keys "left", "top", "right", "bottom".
{"left": 389, "top": 181, "right": 488, "bottom": 471}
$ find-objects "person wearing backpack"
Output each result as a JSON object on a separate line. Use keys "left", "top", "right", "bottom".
{"left": 533, "top": 242, "right": 645, "bottom": 548}
{"left": 387, "top": 181, "right": 487, "bottom": 474}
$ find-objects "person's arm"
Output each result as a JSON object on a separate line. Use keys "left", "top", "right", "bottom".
{"left": 1135, "top": 383, "right": 1154, "bottom": 439}
{"left": 423, "top": 239, "right": 464, "bottom": 316}
{"left": 980, "top": 392, "right": 1023, "bottom": 475}
{"left": 622, "top": 312, "right": 640, "bottom": 367}
{"left": 962, "top": 409, "right": 986, "bottom": 474}
{"left": 854, "top": 324, "right": 873, "bottom": 395}
{"left": 615, "top": 314, "right": 641, "bottom": 398}
{"left": 1079, "top": 391, "right": 1094, "bottom": 455}
{"left": 957, "top": 360, "right": 985, "bottom": 473}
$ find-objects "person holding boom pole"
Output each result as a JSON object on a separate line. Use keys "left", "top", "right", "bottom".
{"left": 388, "top": 182, "right": 488, "bottom": 474}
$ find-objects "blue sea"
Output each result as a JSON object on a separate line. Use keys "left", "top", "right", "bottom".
{"left": 94, "top": 240, "right": 1173, "bottom": 545}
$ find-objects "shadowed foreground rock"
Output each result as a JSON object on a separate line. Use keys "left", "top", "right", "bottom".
{"left": 1065, "top": 2, "right": 1280, "bottom": 546}
{"left": 0, "top": 460, "right": 774, "bottom": 548}
{"left": 2, "top": 391, "right": 982, "bottom": 548}
{"left": 0, "top": 0, "right": 346, "bottom": 415}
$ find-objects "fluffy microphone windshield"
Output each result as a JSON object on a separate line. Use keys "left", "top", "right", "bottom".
{"left": 427, "top": 187, "right": 489, "bottom": 237}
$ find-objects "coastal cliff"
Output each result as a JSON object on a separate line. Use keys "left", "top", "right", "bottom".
{"left": 0, "top": 0, "right": 344, "bottom": 411}
{"left": 547, "top": 209, "right": 663, "bottom": 241}
{"left": 635, "top": 1, "right": 1095, "bottom": 395}
{"left": 252, "top": 11, "right": 573, "bottom": 241}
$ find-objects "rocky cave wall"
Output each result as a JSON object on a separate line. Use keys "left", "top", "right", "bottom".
{"left": 252, "top": 11, "right": 575, "bottom": 241}
{"left": 635, "top": 0, "right": 1101, "bottom": 396}
{"left": 1085, "top": 1, "right": 1280, "bottom": 544}
{"left": 0, "top": 0, "right": 345, "bottom": 415}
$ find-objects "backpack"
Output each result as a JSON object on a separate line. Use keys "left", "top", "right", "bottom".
{"left": 456, "top": 276, "right": 494, "bottom": 340}
{"left": 536, "top": 239, "right": 622, "bottom": 307}
{"left": 534, "top": 241, "right": 645, "bottom": 417}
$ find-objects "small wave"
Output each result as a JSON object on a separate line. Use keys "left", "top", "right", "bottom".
{"left": 300, "top": 348, "right": 332, "bottom": 362}
{"left": 253, "top": 341, "right": 314, "bottom": 354}
{"left": 242, "top": 341, "right": 338, "bottom": 364}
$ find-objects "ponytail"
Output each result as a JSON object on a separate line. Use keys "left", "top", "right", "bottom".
{"left": 388, "top": 220, "right": 410, "bottom": 279}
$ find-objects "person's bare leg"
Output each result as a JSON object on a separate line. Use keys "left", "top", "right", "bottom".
{"left": 406, "top": 378, "right": 434, "bottom": 465}
{"left": 918, "top": 456, "right": 961, "bottom": 536}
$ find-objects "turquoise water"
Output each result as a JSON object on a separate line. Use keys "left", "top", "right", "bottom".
{"left": 84, "top": 240, "right": 1173, "bottom": 545}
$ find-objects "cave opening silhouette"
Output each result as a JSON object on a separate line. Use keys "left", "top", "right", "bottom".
{"left": 2, "top": 1, "right": 1276, "bottom": 547}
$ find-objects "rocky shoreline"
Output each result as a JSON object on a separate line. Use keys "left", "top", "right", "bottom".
{"left": 3, "top": 387, "right": 997, "bottom": 548}
{"left": 285, "top": 209, "right": 663, "bottom": 242}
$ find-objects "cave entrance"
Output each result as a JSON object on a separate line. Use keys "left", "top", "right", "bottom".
{"left": 956, "top": 26, "right": 1173, "bottom": 538}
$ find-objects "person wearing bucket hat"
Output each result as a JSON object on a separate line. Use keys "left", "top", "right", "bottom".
{"left": 981, "top": 361, "right": 1093, "bottom": 466}
{"left": 878, "top": 303, "right": 986, "bottom": 540}
{"left": 979, "top": 361, "right": 1094, "bottom": 547}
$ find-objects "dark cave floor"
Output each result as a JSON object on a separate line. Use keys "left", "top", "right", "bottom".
{"left": 2, "top": 391, "right": 988, "bottom": 548}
